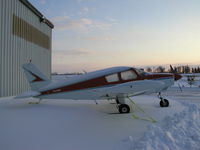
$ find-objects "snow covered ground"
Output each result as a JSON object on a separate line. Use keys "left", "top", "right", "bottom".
{"left": 0, "top": 77, "right": 200, "bottom": 150}
{"left": 127, "top": 102, "right": 200, "bottom": 150}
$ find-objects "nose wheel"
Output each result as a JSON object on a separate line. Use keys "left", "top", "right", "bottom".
{"left": 118, "top": 104, "right": 130, "bottom": 113}
{"left": 158, "top": 93, "right": 169, "bottom": 107}
{"left": 160, "top": 99, "right": 169, "bottom": 107}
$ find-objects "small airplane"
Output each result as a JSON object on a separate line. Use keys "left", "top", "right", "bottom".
{"left": 16, "top": 62, "right": 182, "bottom": 113}
{"left": 183, "top": 74, "right": 200, "bottom": 87}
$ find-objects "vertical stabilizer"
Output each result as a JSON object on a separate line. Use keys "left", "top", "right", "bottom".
{"left": 22, "top": 63, "right": 51, "bottom": 90}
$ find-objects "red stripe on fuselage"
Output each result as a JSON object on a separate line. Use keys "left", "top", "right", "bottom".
{"left": 40, "top": 70, "right": 173, "bottom": 96}
{"left": 26, "top": 70, "right": 44, "bottom": 82}
{"left": 144, "top": 74, "right": 173, "bottom": 80}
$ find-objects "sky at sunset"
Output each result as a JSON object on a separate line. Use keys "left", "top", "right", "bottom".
{"left": 29, "top": 0, "right": 200, "bottom": 73}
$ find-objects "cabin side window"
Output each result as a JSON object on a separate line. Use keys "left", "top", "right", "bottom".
{"left": 105, "top": 73, "right": 119, "bottom": 83}
{"left": 121, "top": 70, "right": 137, "bottom": 80}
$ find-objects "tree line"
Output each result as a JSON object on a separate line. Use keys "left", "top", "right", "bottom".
{"left": 146, "top": 65, "right": 200, "bottom": 73}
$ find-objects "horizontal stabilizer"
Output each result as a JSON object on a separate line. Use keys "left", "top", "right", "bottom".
{"left": 15, "top": 91, "right": 41, "bottom": 99}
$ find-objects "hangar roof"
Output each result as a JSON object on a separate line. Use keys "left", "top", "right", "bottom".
{"left": 19, "top": 0, "right": 54, "bottom": 29}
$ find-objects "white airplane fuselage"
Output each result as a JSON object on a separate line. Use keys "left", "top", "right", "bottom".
{"left": 36, "top": 77, "right": 173, "bottom": 100}
{"left": 34, "top": 70, "right": 179, "bottom": 100}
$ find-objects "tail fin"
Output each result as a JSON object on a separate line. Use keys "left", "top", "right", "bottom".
{"left": 22, "top": 63, "right": 51, "bottom": 90}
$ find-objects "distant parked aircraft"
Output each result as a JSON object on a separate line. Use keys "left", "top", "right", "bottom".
{"left": 184, "top": 74, "right": 200, "bottom": 87}
{"left": 16, "top": 62, "right": 182, "bottom": 113}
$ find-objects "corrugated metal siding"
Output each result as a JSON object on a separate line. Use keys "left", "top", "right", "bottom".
{"left": 0, "top": 0, "right": 52, "bottom": 97}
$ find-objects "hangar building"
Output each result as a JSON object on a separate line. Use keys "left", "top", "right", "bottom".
{"left": 0, "top": 0, "right": 53, "bottom": 97}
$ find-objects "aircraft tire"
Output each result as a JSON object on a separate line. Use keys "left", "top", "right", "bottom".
{"left": 118, "top": 104, "right": 130, "bottom": 113}
{"left": 160, "top": 99, "right": 169, "bottom": 107}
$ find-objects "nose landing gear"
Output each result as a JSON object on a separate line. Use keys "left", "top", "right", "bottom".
{"left": 158, "top": 92, "right": 169, "bottom": 107}
{"left": 160, "top": 99, "right": 169, "bottom": 107}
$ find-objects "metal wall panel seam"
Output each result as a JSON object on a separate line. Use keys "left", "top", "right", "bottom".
{"left": 2, "top": 0, "right": 6, "bottom": 96}
{"left": 0, "top": 0, "right": 2, "bottom": 96}
{"left": 16, "top": 0, "right": 20, "bottom": 95}
{"left": 11, "top": 0, "right": 16, "bottom": 95}
{"left": 7, "top": 0, "right": 10, "bottom": 96}
{"left": 19, "top": 0, "right": 22, "bottom": 93}
{"left": 8, "top": 0, "right": 11, "bottom": 96}
{"left": 6, "top": 0, "right": 12, "bottom": 96}
{"left": 12, "top": 0, "right": 15, "bottom": 95}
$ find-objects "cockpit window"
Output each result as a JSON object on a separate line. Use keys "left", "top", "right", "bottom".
{"left": 121, "top": 70, "right": 137, "bottom": 80}
{"left": 105, "top": 73, "right": 119, "bottom": 82}
{"left": 135, "top": 69, "right": 148, "bottom": 76}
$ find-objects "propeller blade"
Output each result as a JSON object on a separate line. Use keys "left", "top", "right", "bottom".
{"left": 170, "top": 64, "right": 175, "bottom": 73}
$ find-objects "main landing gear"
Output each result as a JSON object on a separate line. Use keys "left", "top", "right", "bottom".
{"left": 158, "top": 92, "right": 169, "bottom": 107}
{"left": 118, "top": 104, "right": 130, "bottom": 113}
{"left": 116, "top": 97, "right": 130, "bottom": 113}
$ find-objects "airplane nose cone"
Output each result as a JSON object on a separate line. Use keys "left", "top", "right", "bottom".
{"left": 174, "top": 74, "right": 182, "bottom": 81}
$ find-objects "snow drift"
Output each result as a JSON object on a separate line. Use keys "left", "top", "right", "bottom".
{"left": 123, "top": 102, "right": 200, "bottom": 150}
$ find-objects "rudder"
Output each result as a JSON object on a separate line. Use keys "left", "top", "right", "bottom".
{"left": 22, "top": 63, "right": 51, "bottom": 90}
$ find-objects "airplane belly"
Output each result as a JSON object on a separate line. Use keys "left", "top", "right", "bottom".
{"left": 37, "top": 89, "right": 102, "bottom": 100}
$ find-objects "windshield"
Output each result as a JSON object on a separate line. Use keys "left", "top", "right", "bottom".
{"left": 135, "top": 68, "right": 148, "bottom": 76}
